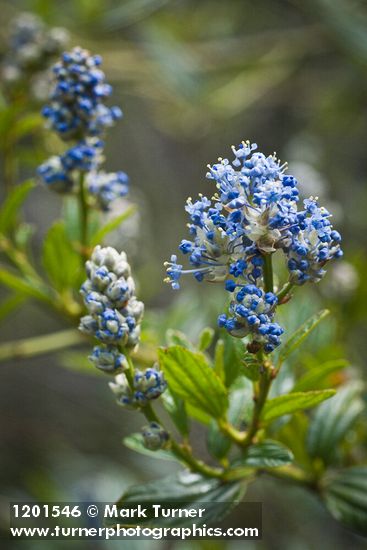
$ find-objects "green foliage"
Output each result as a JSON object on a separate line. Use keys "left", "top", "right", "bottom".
{"left": 158, "top": 345, "right": 228, "bottom": 419}
{"left": 207, "top": 419, "right": 231, "bottom": 459}
{"left": 207, "top": 376, "right": 253, "bottom": 459}
{"left": 232, "top": 440, "right": 294, "bottom": 468}
{"left": 242, "top": 351, "right": 261, "bottom": 381}
{"left": 197, "top": 326, "right": 215, "bottom": 352}
{"left": 108, "top": 470, "right": 246, "bottom": 528}
{"left": 90, "top": 205, "right": 137, "bottom": 245}
{"left": 0, "top": 180, "right": 35, "bottom": 235}
{"left": 123, "top": 433, "right": 178, "bottom": 462}
{"left": 307, "top": 382, "right": 365, "bottom": 464}
{"left": 0, "top": 293, "right": 26, "bottom": 323}
{"left": 161, "top": 388, "right": 189, "bottom": 437}
{"left": 262, "top": 390, "right": 336, "bottom": 423}
{"left": 42, "top": 222, "right": 82, "bottom": 292}
{"left": 0, "top": 268, "right": 51, "bottom": 303}
{"left": 165, "top": 329, "right": 194, "bottom": 350}
{"left": 323, "top": 467, "right": 367, "bottom": 536}
{"left": 275, "top": 413, "right": 312, "bottom": 469}
{"left": 292, "top": 359, "right": 348, "bottom": 392}
{"left": 218, "top": 330, "right": 246, "bottom": 387}
{"left": 278, "top": 309, "right": 330, "bottom": 365}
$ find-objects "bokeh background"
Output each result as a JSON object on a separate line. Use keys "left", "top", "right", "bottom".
{"left": 0, "top": 0, "right": 367, "bottom": 548}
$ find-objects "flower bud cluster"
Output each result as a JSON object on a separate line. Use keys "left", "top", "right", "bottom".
{"left": 79, "top": 246, "right": 167, "bottom": 409}
{"left": 141, "top": 422, "right": 169, "bottom": 451}
{"left": 79, "top": 246, "right": 143, "bottom": 351}
{"left": 165, "top": 141, "right": 343, "bottom": 352}
{"left": 218, "top": 284, "right": 283, "bottom": 353}
{"left": 37, "top": 47, "right": 129, "bottom": 209}
{"left": 108, "top": 367, "right": 167, "bottom": 409}
{"left": 2, "top": 12, "right": 69, "bottom": 91}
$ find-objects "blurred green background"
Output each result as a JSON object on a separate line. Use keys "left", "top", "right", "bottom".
{"left": 0, "top": 0, "right": 367, "bottom": 548}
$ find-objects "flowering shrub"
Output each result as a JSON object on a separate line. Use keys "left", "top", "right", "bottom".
{"left": 0, "top": 29, "right": 365, "bottom": 538}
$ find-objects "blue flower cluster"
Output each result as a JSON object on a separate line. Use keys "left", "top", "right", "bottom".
{"left": 108, "top": 367, "right": 167, "bottom": 409}
{"left": 37, "top": 138, "right": 102, "bottom": 192}
{"left": 42, "top": 47, "right": 121, "bottom": 140}
{"left": 2, "top": 12, "right": 69, "bottom": 89}
{"left": 80, "top": 246, "right": 166, "bottom": 407}
{"left": 87, "top": 171, "right": 129, "bottom": 211}
{"left": 218, "top": 284, "right": 283, "bottom": 353}
{"left": 141, "top": 422, "right": 169, "bottom": 451}
{"left": 165, "top": 141, "right": 342, "bottom": 352}
{"left": 37, "top": 47, "right": 129, "bottom": 210}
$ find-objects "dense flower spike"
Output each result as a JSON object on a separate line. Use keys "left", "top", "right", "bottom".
{"left": 79, "top": 246, "right": 143, "bottom": 349}
{"left": 141, "top": 422, "right": 169, "bottom": 451}
{"left": 80, "top": 246, "right": 167, "bottom": 407}
{"left": 165, "top": 141, "right": 342, "bottom": 352}
{"left": 2, "top": 12, "right": 69, "bottom": 89}
{"left": 37, "top": 47, "right": 129, "bottom": 210}
{"left": 42, "top": 46, "right": 121, "bottom": 140}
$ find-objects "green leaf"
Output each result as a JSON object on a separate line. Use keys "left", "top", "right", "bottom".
{"left": 207, "top": 376, "right": 253, "bottom": 460}
{"left": 165, "top": 329, "right": 194, "bottom": 350}
{"left": 158, "top": 346, "right": 228, "bottom": 419}
{"left": 0, "top": 180, "right": 35, "bottom": 235}
{"left": 42, "top": 222, "right": 81, "bottom": 291}
{"left": 232, "top": 440, "right": 294, "bottom": 468}
{"left": 11, "top": 113, "right": 43, "bottom": 141}
{"left": 161, "top": 388, "right": 189, "bottom": 436}
{"left": 62, "top": 197, "right": 81, "bottom": 241}
{"left": 262, "top": 390, "right": 336, "bottom": 424}
{"left": 186, "top": 404, "right": 212, "bottom": 425}
{"left": 198, "top": 327, "right": 214, "bottom": 352}
{"left": 207, "top": 419, "right": 232, "bottom": 460}
{"left": 292, "top": 359, "right": 348, "bottom": 392}
{"left": 108, "top": 470, "right": 246, "bottom": 528}
{"left": 227, "top": 375, "right": 254, "bottom": 427}
{"left": 214, "top": 339, "right": 225, "bottom": 380}
{"left": 276, "top": 413, "right": 312, "bottom": 469}
{"left": 278, "top": 309, "right": 329, "bottom": 364}
{"left": 0, "top": 268, "right": 50, "bottom": 303}
{"left": 14, "top": 223, "right": 35, "bottom": 250}
{"left": 220, "top": 330, "right": 246, "bottom": 387}
{"left": 242, "top": 352, "right": 261, "bottom": 381}
{"left": 307, "top": 382, "right": 364, "bottom": 464}
{"left": 0, "top": 293, "right": 26, "bottom": 323}
{"left": 90, "top": 205, "right": 136, "bottom": 246}
{"left": 123, "top": 433, "right": 179, "bottom": 462}
{"left": 323, "top": 467, "right": 367, "bottom": 536}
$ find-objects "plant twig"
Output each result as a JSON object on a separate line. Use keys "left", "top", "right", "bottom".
{"left": 0, "top": 329, "right": 87, "bottom": 363}
{"left": 125, "top": 354, "right": 224, "bottom": 479}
